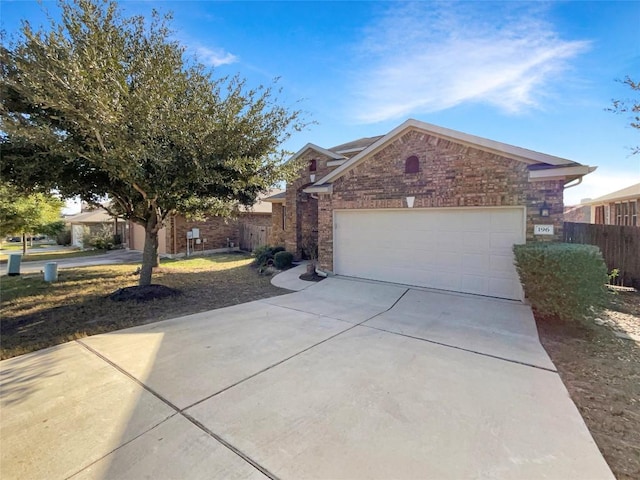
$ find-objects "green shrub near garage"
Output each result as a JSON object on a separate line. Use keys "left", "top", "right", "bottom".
{"left": 513, "top": 243, "right": 608, "bottom": 321}
{"left": 253, "top": 245, "right": 287, "bottom": 269}
{"left": 273, "top": 251, "right": 293, "bottom": 269}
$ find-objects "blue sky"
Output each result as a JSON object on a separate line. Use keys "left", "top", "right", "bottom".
{"left": 2, "top": 0, "right": 639, "bottom": 206}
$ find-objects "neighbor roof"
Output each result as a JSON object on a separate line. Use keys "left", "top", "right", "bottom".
{"left": 65, "top": 208, "right": 117, "bottom": 223}
{"left": 240, "top": 189, "right": 283, "bottom": 212}
{"left": 263, "top": 191, "right": 286, "bottom": 203}
{"left": 584, "top": 183, "right": 640, "bottom": 205}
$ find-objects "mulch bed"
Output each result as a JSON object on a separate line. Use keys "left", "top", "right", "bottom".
{"left": 299, "top": 272, "right": 325, "bottom": 282}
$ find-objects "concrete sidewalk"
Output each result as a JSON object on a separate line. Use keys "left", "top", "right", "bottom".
{"left": 0, "top": 277, "right": 614, "bottom": 479}
{"left": 8, "top": 249, "right": 143, "bottom": 274}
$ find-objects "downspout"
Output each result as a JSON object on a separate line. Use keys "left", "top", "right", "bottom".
{"left": 564, "top": 177, "right": 583, "bottom": 189}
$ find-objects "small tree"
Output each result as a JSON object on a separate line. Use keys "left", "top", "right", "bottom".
{"left": 1, "top": 0, "right": 306, "bottom": 286}
{"left": 609, "top": 76, "right": 639, "bottom": 155}
{"left": 0, "top": 183, "right": 64, "bottom": 254}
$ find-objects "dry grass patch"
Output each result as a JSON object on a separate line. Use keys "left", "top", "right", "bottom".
{"left": 1, "top": 253, "right": 286, "bottom": 359}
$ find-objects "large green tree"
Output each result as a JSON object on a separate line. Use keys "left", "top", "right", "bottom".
{"left": 609, "top": 76, "right": 639, "bottom": 155}
{"left": 0, "top": 183, "right": 65, "bottom": 254}
{"left": 1, "top": 0, "right": 305, "bottom": 286}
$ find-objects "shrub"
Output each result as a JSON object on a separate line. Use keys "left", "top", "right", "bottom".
{"left": 513, "top": 243, "right": 608, "bottom": 321}
{"left": 274, "top": 251, "right": 293, "bottom": 269}
{"left": 56, "top": 227, "right": 72, "bottom": 246}
{"left": 253, "top": 245, "right": 287, "bottom": 269}
{"left": 87, "top": 225, "right": 116, "bottom": 250}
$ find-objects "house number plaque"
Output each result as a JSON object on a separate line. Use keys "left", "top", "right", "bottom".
{"left": 534, "top": 224, "right": 554, "bottom": 235}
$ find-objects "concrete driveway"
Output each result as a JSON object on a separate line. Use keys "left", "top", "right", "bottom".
{"left": 0, "top": 277, "right": 613, "bottom": 479}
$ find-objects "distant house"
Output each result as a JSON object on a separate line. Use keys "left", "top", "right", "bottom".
{"left": 563, "top": 201, "right": 591, "bottom": 223}
{"left": 65, "top": 207, "right": 127, "bottom": 247}
{"left": 585, "top": 183, "right": 639, "bottom": 226}
{"left": 128, "top": 190, "right": 281, "bottom": 256}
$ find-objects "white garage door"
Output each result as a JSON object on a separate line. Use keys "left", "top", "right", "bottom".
{"left": 333, "top": 208, "right": 525, "bottom": 300}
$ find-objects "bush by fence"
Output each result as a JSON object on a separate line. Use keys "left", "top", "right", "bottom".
{"left": 513, "top": 243, "right": 608, "bottom": 321}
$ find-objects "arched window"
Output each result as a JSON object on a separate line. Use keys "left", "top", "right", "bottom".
{"left": 405, "top": 155, "right": 419, "bottom": 174}
{"left": 309, "top": 159, "right": 317, "bottom": 172}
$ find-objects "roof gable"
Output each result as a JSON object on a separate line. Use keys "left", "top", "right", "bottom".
{"left": 288, "top": 143, "right": 346, "bottom": 164}
{"left": 315, "top": 119, "right": 589, "bottom": 186}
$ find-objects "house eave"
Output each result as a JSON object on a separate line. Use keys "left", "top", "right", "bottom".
{"left": 327, "top": 159, "right": 348, "bottom": 167}
{"left": 302, "top": 184, "right": 333, "bottom": 194}
{"left": 528, "top": 165, "right": 596, "bottom": 182}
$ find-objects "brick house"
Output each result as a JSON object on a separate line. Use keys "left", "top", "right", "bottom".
{"left": 266, "top": 119, "right": 596, "bottom": 300}
{"left": 129, "top": 191, "right": 279, "bottom": 256}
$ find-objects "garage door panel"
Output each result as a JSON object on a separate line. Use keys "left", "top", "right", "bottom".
{"left": 490, "top": 232, "right": 523, "bottom": 250}
{"left": 334, "top": 208, "right": 525, "bottom": 300}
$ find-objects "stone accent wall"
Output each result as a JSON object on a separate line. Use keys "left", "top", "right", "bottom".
{"left": 317, "top": 129, "right": 564, "bottom": 271}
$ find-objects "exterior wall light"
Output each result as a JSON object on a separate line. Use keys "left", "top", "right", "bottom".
{"left": 540, "top": 201, "right": 551, "bottom": 217}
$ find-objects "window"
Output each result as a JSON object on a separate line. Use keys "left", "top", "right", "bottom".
{"left": 595, "top": 205, "right": 605, "bottom": 224}
{"left": 405, "top": 155, "right": 419, "bottom": 174}
{"left": 615, "top": 203, "right": 622, "bottom": 225}
{"left": 623, "top": 201, "right": 629, "bottom": 225}
{"left": 631, "top": 201, "right": 638, "bottom": 226}
{"left": 309, "top": 159, "right": 317, "bottom": 172}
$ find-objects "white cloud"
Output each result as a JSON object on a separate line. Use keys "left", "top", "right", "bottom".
{"left": 564, "top": 171, "right": 639, "bottom": 206}
{"left": 195, "top": 46, "right": 238, "bottom": 67}
{"left": 350, "top": 2, "right": 590, "bottom": 123}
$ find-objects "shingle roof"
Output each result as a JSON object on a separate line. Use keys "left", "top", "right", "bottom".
{"left": 65, "top": 208, "right": 117, "bottom": 223}
{"left": 329, "top": 135, "right": 384, "bottom": 153}
{"left": 586, "top": 183, "right": 640, "bottom": 204}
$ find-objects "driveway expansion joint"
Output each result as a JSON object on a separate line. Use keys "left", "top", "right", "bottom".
{"left": 74, "top": 339, "right": 276, "bottom": 479}
{"left": 361, "top": 325, "right": 558, "bottom": 373}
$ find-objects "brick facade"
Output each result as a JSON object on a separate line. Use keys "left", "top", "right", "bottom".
{"left": 316, "top": 129, "right": 564, "bottom": 271}
{"left": 270, "top": 203, "right": 286, "bottom": 246}
{"left": 274, "top": 126, "right": 572, "bottom": 273}
{"left": 283, "top": 150, "right": 338, "bottom": 258}
{"left": 168, "top": 215, "right": 240, "bottom": 255}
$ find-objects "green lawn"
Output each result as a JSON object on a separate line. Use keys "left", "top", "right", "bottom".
{"left": 0, "top": 253, "right": 285, "bottom": 359}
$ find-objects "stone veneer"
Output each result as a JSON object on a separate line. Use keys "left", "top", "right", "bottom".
{"left": 316, "top": 129, "right": 564, "bottom": 272}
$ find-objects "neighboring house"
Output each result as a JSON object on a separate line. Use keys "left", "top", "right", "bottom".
{"left": 266, "top": 119, "right": 595, "bottom": 300}
{"left": 563, "top": 202, "right": 592, "bottom": 223}
{"left": 65, "top": 207, "right": 127, "bottom": 248}
{"left": 584, "top": 183, "right": 639, "bottom": 226}
{"left": 128, "top": 190, "right": 280, "bottom": 256}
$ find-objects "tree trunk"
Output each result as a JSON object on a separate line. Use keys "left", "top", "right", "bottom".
{"left": 139, "top": 226, "right": 160, "bottom": 286}
{"left": 22, "top": 232, "right": 26, "bottom": 255}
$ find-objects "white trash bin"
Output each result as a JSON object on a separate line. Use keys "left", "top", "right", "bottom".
{"left": 7, "top": 254, "right": 21, "bottom": 276}
{"left": 44, "top": 262, "right": 58, "bottom": 282}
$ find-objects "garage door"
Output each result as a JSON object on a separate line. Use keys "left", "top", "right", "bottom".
{"left": 333, "top": 208, "right": 525, "bottom": 300}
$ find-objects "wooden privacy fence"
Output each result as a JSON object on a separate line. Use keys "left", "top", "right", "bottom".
{"left": 564, "top": 222, "right": 640, "bottom": 289}
{"left": 239, "top": 223, "right": 271, "bottom": 252}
